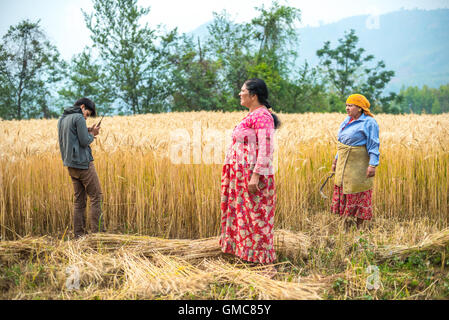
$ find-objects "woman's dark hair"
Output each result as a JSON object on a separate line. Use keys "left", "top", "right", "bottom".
{"left": 244, "top": 78, "right": 281, "bottom": 129}
{"left": 74, "top": 98, "right": 96, "bottom": 117}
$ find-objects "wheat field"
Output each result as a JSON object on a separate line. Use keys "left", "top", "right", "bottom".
{"left": 0, "top": 112, "right": 448, "bottom": 240}
{"left": 1, "top": 112, "right": 449, "bottom": 299}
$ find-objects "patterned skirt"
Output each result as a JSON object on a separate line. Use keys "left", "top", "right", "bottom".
{"left": 331, "top": 185, "right": 373, "bottom": 220}
{"left": 219, "top": 164, "right": 276, "bottom": 264}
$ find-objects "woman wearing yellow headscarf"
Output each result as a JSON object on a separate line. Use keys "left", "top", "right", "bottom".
{"left": 330, "top": 94, "right": 380, "bottom": 229}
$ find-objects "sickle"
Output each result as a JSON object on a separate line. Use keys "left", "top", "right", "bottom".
{"left": 319, "top": 172, "right": 335, "bottom": 199}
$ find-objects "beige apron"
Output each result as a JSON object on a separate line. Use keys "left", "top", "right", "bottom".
{"left": 335, "top": 142, "right": 373, "bottom": 194}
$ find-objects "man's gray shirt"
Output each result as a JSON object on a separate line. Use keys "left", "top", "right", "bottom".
{"left": 57, "top": 106, "right": 94, "bottom": 169}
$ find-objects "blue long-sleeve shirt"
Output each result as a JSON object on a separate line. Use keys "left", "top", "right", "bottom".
{"left": 335, "top": 114, "right": 380, "bottom": 166}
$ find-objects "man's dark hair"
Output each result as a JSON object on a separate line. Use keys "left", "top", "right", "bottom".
{"left": 74, "top": 98, "right": 96, "bottom": 117}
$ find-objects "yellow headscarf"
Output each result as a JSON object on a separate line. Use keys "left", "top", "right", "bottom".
{"left": 346, "top": 94, "right": 374, "bottom": 117}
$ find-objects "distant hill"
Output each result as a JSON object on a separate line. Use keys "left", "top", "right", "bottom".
{"left": 190, "top": 8, "right": 449, "bottom": 93}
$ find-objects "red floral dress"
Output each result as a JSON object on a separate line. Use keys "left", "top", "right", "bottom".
{"left": 219, "top": 107, "right": 276, "bottom": 264}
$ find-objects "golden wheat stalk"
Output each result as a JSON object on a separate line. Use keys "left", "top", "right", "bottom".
{"left": 376, "top": 228, "right": 449, "bottom": 262}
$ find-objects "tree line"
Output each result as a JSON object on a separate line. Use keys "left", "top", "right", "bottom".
{"left": 390, "top": 84, "right": 449, "bottom": 114}
{"left": 0, "top": 0, "right": 446, "bottom": 120}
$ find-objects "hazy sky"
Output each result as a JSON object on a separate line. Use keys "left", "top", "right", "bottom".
{"left": 1, "top": 0, "right": 448, "bottom": 60}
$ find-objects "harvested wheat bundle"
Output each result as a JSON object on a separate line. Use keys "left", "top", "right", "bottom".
{"left": 376, "top": 228, "right": 449, "bottom": 262}
{"left": 83, "top": 233, "right": 222, "bottom": 260}
{"left": 57, "top": 241, "right": 123, "bottom": 289}
{"left": 119, "top": 251, "right": 215, "bottom": 299}
{"left": 0, "top": 229, "right": 311, "bottom": 266}
{"left": 0, "top": 234, "right": 324, "bottom": 300}
{"left": 84, "top": 229, "right": 311, "bottom": 262}
{"left": 200, "top": 258, "right": 325, "bottom": 300}
{"left": 274, "top": 229, "right": 311, "bottom": 261}
{"left": 0, "top": 236, "right": 55, "bottom": 264}
{"left": 52, "top": 250, "right": 326, "bottom": 300}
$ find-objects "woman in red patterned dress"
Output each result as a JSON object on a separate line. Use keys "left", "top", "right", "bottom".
{"left": 220, "top": 78, "right": 281, "bottom": 268}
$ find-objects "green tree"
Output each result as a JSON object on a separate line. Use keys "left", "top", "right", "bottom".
{"left": 438, "top": 84, "right": 449, "bottom": 113}
{"left": 206, "top": 11, "right": 254, "bottom": 108}
{"left": 83, "top": 0, "right": 176, "bottom": 114}
{"left": 251, "top": 0, "right": 301, "bottom": 73}
{"left": 58, "top": 49, "right": 114, "bottom": 115}
{"left": 249, "top": 1, "right": 301, "bottom": 110}
{"left": 168, "top": 35, "right": 222, "bottom": 111}
{"left": 283, "top": 61, "right": 328, "bottom": 113}
{"left": 206, "top": 2, "right": 302, "bottom": 111}
{"left": 394, "top": 83, "right": 449, "bottom": 114}
{"left": 316, "top": 29, "right": 395, "bottom": 111}
{"left": 0, "top": 20, "right": 62, "bottom": 120}
{"left": 0, "top": 44, "right": 14, "bottom": 119}
{"left": 400, "top": 86, "right": 421, "bottom": 113}
{"left": 420, "top": 85, "right": 435, "bottom": 114}
{"left": 431, "top": 96, "right": 442, "bottom": 114}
